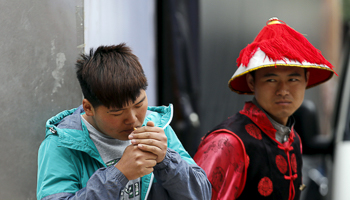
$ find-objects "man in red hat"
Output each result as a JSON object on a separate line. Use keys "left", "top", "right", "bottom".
{"left": 194, "top": 17, "right": 336, "bottom": 200}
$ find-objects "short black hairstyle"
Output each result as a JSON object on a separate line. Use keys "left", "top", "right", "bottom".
{"left": 76, "top": 43, "right": 148, "bottom": 109}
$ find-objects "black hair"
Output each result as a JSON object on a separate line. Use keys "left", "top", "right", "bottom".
{"left": 76, "top": 43, "right": 148, "bottom": 108}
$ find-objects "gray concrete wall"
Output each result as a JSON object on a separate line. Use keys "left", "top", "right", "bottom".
{"left": 0, "top": 0, "right": 83, "bottom": 199}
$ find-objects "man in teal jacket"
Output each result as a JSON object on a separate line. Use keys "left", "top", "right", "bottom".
{"left": 37, "top": 43, "right": 211, "bottom": 200}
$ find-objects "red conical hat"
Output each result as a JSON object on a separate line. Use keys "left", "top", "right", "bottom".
{"left": 228, "top": 17, "right": 336, "bottom": 94}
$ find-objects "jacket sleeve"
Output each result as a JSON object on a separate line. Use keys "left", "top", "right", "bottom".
{"left": 37, "top": 136, "right": 128, "bottom": 200}
{"left": 151, "top": 125, "right": 212, "bottom": 200}
{"left": 193, "top": 131, "right": 247, "bottom": 200}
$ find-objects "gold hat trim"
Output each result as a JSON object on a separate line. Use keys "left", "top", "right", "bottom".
{"left": 228, "top": 64, "right": 334, "bottom": 94}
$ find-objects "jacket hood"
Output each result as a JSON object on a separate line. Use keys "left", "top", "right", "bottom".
{"left": 45, "top": 105, "right": 103, "bottom": 163}
{"left": 144, "top": 104, "right": 173, "bottom": 129}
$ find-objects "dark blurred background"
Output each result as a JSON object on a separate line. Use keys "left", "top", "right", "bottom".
{"left": 0, "top": 0, "right": 347, "bottom": 199}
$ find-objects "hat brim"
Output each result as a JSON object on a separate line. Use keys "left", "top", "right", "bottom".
{"left": 228, "top": 49, "right": 334, "bottom": 94}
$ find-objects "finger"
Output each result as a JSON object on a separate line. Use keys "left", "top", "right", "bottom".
{"left": 145, "top": 156, "right": 158, "bottom": 162}
{"left": 130, "top": 131, "right": 167, "bottom": 142}
{"left": 137, "top": 143, "right": 165, "bottom": 156}
{"left": 131, "top": 138, "right": 167, "bottom": 148}
{"left": 132, "top": 146, "right": 158, "bottom": 159}
{"left": 131, "top": 136, "right": 167, "bottom": 148}
{"left": 139, "top": 165, "right": 155, "bottom": 177}
{"left": 145, "top": 156, "right": 158, "bottom": 164}
{"left": 143, "top": 166, "right": 155, "bottom": 175}
{"left": 132, "top": 126, "right": 162, "bottom": 135}
{"left": 147, "top": 121, "right": 155, "bottom": 127}
{"left": 130, "top": 132, "right": 152, "bottom": 140}
{"left": 129, "top": 127, "right": 162, "bottom": 140}
{"left": 139, "top": 143, "right": 167, "bottom": 163}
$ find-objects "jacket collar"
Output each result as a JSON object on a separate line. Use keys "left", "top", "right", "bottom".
{"left": 252, "top": 98, "right": 294, "bottom": 143}
{"left": 145, "top": 104, "right": 173, "bottom": 129}
{"left": 45, "top": 105, "right": 105, "bottom": 165}
{"left": 44, "top": 104, "right": 174, "bottom": 165}
{"left": 239, "top": 101, "right": 296, "bottom": 145}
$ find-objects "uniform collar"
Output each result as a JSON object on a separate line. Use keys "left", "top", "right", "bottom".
{"left": 252, "top": 98, "right": 294, "bottom": 143}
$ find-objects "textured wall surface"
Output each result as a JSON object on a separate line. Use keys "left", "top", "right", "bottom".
{"left": 0, "top": 0, "right": 83, "bottom": 199}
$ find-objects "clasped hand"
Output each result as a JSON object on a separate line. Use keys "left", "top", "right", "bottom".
{"left": 115, "top": 121, "right": 168, "bottom": 180}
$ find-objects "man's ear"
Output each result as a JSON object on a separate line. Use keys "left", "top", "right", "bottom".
{"left": 83, "top": 99, "right": 95, "bottom": 116}
{"left": 305, "top": 70, "right": 310, "bottom": 87}
{"left": 246, "top": 73, "right": 255, "bottom": 92}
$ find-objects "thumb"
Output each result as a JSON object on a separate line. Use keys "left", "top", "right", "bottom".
{"left": 147, "top": 121, "right": 155, "bottom": 127}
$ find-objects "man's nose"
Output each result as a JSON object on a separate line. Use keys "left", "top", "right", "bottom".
{"left": 124, "top": 109, "right": 137, "bottom": 125}
{"left": 276, "top": 82, "right": 289, "bottom": 96}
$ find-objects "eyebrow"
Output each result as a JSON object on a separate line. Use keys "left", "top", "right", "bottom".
{"left": 108, "top": 96, "right": 146, "bottom": 113}
{"left": 288, "top": 73, "right": 302, "bottom": 77}
{"left": 263, "top": 72, "right": 302, "bottom": 77}
{"left": 263, "top": 73, "right": 277, "bottom": 77}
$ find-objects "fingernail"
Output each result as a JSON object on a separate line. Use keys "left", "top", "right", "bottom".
{"left": 129, "top": 134, "right": 133, "bottom": 139}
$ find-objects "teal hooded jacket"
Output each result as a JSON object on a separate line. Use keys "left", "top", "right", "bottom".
{"left": 37, "top": 104, "right": 211, "bottom": 200}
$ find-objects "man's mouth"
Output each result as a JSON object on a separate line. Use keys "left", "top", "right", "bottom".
{"left": 275, "top": 100, "right": 292, "bottom": 105}
{"left": 122, "top": 129, "right": 134, "bottom": 133}
{"left": 123, "top": 126, "right": 140, "bottom": 133}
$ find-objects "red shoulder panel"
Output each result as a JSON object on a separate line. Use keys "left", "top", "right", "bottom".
{"left": 194, "top": 129, "right": 248, "bottom": 199}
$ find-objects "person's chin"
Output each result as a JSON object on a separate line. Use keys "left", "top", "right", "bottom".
{"left": 270, "top": 106, "right": 293, "bottom": 116}
{"left": 107, "top": 132, "right": 128, "bottom": 140}
{"left": 276, "top": 110, "right": 293, "bottom": 119}
{"left": 114, "top": 135, "right": 130, "bottom": 141}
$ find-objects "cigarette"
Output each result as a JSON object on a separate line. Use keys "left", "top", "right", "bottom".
{"left": 133, "top": 127, "right": 137, "bottom": 131}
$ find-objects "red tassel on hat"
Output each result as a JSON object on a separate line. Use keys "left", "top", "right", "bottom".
{"left": 228, "top": 17, "right": 336, "bottom": 94}
{"left": 236, "top": 18, "right": 335, "bottom": 72}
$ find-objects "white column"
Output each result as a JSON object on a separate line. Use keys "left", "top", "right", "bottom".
{"left": 84, "top": 0, "right": 157, "bottom": 106}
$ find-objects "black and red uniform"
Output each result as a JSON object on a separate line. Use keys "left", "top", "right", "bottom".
{"left": 194, "top": 102, "right": 303, "bottom": 200}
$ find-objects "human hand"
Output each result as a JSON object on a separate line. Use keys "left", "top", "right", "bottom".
{"left": 115, "top": 145, "right": 157, "bottom": 180}
{"left": 129, "top": 121, "right": 168, "bottom": 163}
